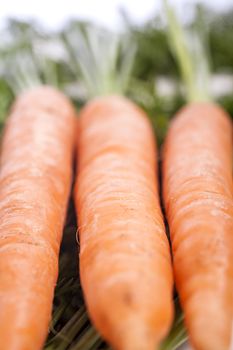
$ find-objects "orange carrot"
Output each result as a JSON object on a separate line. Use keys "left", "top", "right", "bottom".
{"left": 0, "top": 86, "right": 75, "bottom": 350}
{"left": 162, "top": 102, "right": 233, "bottom": 350}
{"left": 74, "top": 95, "right": 173, "bottom": 350}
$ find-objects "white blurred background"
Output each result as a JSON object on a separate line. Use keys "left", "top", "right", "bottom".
{"left": 1, "top": 0, "right": 232, "bottom": 29}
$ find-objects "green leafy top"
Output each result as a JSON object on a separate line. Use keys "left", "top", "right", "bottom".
{"left": 163, "top": 0, "right": 211, "bottom": 103}
{"left": 62, "top": 22, "right": 136, "bottom": 98}
{"left": 0, "top": 20, "right": 69, "bottom": 95}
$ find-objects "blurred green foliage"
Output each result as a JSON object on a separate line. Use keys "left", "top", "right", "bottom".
{"left": 0, "top": 4, "right": 232, "bottom": 120}
{"left": 131, "top": 5, "right": 233, "bottom": 77}
{"left": 130, "top": 17, "right": 177, "bottom": 79}
{"left": 208, "top": 9, "right": 233, "bottom": 71}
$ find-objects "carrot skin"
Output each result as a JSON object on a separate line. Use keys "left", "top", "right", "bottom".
{"left": 75, "top": 96, "right": 173, "bottom": 350}
{"left": 162, "top": 102, "right": 233, "bottom": 350}
{"left": 0, "top": 86, "right": 76, "bottom": 350}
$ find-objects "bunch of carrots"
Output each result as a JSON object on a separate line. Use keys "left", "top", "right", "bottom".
{"left": 0, "top": 3, "right": 232, "bottom": 350}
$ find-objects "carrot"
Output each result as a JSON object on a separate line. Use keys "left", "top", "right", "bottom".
{"left": 0, "top": 86, "right": 75, "bottom": 350}
{"left": 162, "top": 2, "right": 233, "bottom": 349}
{"left": 74, "top": 95, "right": 173, "bottom": 350}
{"left": 162, "top": 102, "right": 233, "bottom": 350}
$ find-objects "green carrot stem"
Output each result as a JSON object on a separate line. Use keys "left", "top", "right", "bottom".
{"left": 163, "top": 0, "right": 211, "bottom": 103}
